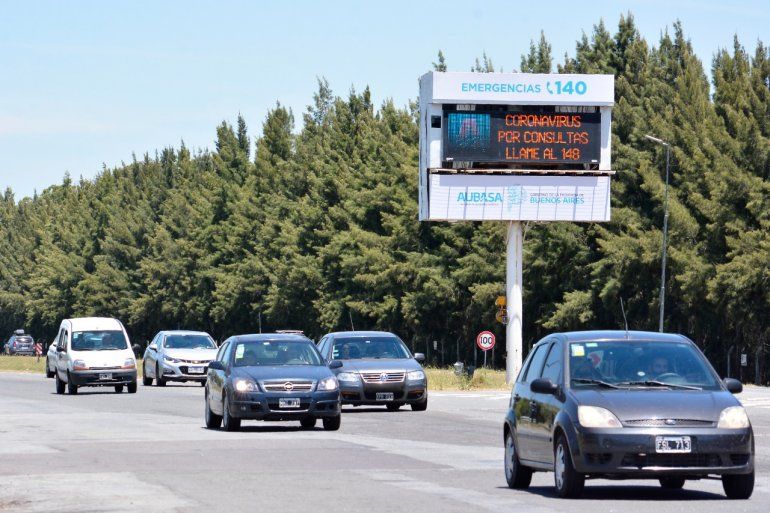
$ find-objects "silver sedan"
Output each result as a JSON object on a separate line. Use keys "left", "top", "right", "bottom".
{"left": 142, "top": 331, "right": 218, "bottom": 386}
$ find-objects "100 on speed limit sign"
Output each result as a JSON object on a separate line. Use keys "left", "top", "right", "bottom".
{"left": 476, "top": 331, "right": 495, "bottom": 351}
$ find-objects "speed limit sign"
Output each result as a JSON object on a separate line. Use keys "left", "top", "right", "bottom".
{"left": 476, "top": 331, "right": 495, "bottom": 351}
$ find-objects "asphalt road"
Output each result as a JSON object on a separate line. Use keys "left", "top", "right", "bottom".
{"left": 1, "top": 372, "right": 769, "bottom": 513}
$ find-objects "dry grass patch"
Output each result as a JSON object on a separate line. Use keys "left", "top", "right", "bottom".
{"left": 425, "top": 366, "right": 510, "bottom": 391}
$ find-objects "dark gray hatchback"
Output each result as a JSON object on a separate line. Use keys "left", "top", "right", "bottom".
{"left": 504, "top": 331, "right": 754, "bottom": 499}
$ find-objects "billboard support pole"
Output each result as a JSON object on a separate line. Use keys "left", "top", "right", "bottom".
{"left": 506, "top": 221, "right": 523, "bottom": 384}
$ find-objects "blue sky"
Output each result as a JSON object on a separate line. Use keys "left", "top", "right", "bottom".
{"left": 1, "top": 0, "right": 768, "bottom": 200}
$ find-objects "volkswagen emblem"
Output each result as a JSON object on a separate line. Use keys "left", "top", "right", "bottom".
{"left": 379, "top": 373, "right": 388, "bottom": 382}
{"left": 283, "top": 382, "right": 294, "bottom": 391}
{"left": 664, "top": 419, "right": 676, "bottom": 426}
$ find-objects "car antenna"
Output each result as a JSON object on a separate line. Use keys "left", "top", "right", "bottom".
{"left": 620, "top": 297, "right": 629, "bottom": 339}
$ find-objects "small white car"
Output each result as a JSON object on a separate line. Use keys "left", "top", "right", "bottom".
{"left": 142, "top": 330, "right": 218, "bottom": 386}
{"left": 53, "top": 317, "right": 138, "bottom": 394}
{"left": 45, "top": 333, "right": 59, "bottom": 378}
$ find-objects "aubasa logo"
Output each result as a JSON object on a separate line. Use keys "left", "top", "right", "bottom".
{"left": 456, "top": 187, "right": 527, "bottom": 208}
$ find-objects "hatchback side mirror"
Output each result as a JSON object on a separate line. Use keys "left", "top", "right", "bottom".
{"left": 56, "top": 346, "right": 66, "bottom": 353}
{"left": 208, "top": 361, "right": 224, "bottom": 371}
{"left": 148, "top": 343, "right": 157, "bottom": 351}
{"left": 329, "top": 360, "right": 343, "bottom": 369}
{"left": 723, "top": 378, "right": 743, "bottom": 394}
{"left": 413, "top": 353, "right": 425, "bottom": 363}
{"left": 530, "top": 377, "right": 559, "bottom": 395}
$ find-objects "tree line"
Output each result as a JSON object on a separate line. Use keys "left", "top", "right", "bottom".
{"left": 1, "top": 14, "right": 768, "bottom": 376}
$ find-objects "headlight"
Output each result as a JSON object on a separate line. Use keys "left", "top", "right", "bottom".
{"left": 72, "top": 359, "right": 88, "bottom": 370}
{"left": 318, "top": 376, "right": 339, "bottom": 391}
{"left": 718, "top": 406, "right": 750, "bottom": 429}
{"left": 407, "top": 370, "right": 426, "bottom": 381}
{"left": 336, "top": 372, "right": 359, "bottom": 383}
{"left": 122, "top": 358, "right": 136, "bottom": 369}
{"left": 577, "top": 406, "right": 622, "bottom": 428}
{"left": 163, "top": 354, "right": 181, "bottom": 363}
{"left": 234, "top": 378, "right": 257, "bottom": 392}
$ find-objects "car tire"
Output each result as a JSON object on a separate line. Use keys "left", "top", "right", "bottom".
{"left": 322, "top": 415, "right": 341, "bottom": 431}
{"left": 200, "top": 380, "right": 206, "bottom": 387}
{"left": 300, "top": 417, "right": 317, "bottom": 429}
{"left": 55, "top": 372, "right": 65, "bottom": 394}
{"left": 722, "top": 471, "right": 754, "bottom": 499}
{"left": 45, "top": 358, "right": 55, "bottom": 378}
{"left": 659, "top": 477, "right": 685, "bottom": 489}
{"left": 127, "top": 381, "right": 137, "bottom": 394}
{"left": 386, "top": 403, "right": 401, "bottom": 411}
{"left": 114, "top": 385, "right": 124, "bottom": 393}
{"left": 222, "top": 393, "right": 241, "bottom": 432}
{"left": 505, "top": 431, "right": 532, "bottom": 489}
{"left": 411, "top": 396, "right": 428, "bottom": 411}
{"left": 204, "top": 389, "right": 222, "bottom": 429}
{"left": 142, "top": 364, "right": 152, "bottom": 386}
{"left": 156, "top": 364, "right": 166, "bottom": 387}
{"left": 554, "top": 435, "right": 584, "bottom": 498}
{"left": 67, "top": 373, "right": 78, "bottom": 395}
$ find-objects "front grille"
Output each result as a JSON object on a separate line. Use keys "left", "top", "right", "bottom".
{"left": 621, "top": 453, "right": 722, "bottom": 468}
{"left": 361, "top": 372, "right": 405, "bottom": 384}
{"left": 623, "top": 419, "right": 715, "bottom": 427}
{"left": 181, "top": 359, "right": 209, "bottom": 364}
{"left": 89, "top": 366, "right": 121, "bottom": 371}
{"left": 262, "top": 380, "right": 314, "bottom": 392}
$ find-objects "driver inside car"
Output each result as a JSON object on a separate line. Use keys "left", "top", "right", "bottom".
{"left": 648, "top": 356, "right": 671, "bottom": 379}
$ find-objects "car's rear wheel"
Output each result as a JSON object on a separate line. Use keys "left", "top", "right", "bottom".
{"left": 554, "top": 435, "right": 584, "bottom": 498}
{"left": 222, "top": 393, "right": 241, "bottom": 432}
{"left": 204, "top": 389, "right": 222, "bottom": 429}
{"left": 659, "top": 477, "right": 685, "bottom": 489}
{"left": 156, "top": 364, "right": 166, "bottom": 387}
{"left": 45, "top": 358, "right": 55, "bottom": 378}
{"left": 55, "top": 372, "right": 65, "bottom": 394}
{"left": 386, "top": 403, "right": 401, "bottom": 411}
{"left": 411, "top": 396, "right": 428, "bottom": 411}
{"left": 323, "top": 415, "right": 341, "bottom": 431}
{"left": 722, "top": 471, "right": 754, "bottom": 499}
{"left": 142, "top": 364, "right": 152, "bottom": 386}
{"left": 300, "top": 417, "right": 316, "bottom": 429}
{"left": 114, "top": 385, "right": 124, "bottom": 393}
{"left": 505, "top": 431, "right": 532, "bottom": 489}
{"left": 67, "top": 373, "right": 78, "bottom": 395}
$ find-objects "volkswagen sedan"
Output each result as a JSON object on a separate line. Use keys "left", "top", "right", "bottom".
{"left": 204, "top": 333, "right": 341, "bottom": 431}
{"left": 503, "top": 331, "right": 754, "bottom": 499}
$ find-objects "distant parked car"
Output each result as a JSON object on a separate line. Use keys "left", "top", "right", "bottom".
{"left": 316, "top": 331, "right": 427, "bottom": 411}
{"left": 503, "top": 330, "right": 754, "bottom": 499}
{"left": 53, "top": 317, "right": 138, "bottom": 394}
{"left": 205, "top": 333, "right": 342, "bottom": 431}
{"left": 5, "top": 330, "right": 35, "bottom": 356}
{"left": 142, "top": 330, "right": 218, "bottom": 386}
{"left": 46, "top": 333, "right": 60, "bottom": 377}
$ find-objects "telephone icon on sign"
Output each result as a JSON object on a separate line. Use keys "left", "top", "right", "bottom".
{"left": 546, "top": 81, "right": 554, "bottom": 94}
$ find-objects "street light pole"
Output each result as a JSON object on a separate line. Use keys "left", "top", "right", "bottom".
{"left": 644, "top": 134, "right": 670, "bottom": 332}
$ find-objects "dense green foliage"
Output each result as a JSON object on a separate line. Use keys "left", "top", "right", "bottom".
{"left": 1, "top": 15, "right": 768, "bottom": 375}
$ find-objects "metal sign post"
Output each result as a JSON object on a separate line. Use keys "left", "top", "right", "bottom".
{"left": 506, "top": 222, "right": 523, "bottom": 383}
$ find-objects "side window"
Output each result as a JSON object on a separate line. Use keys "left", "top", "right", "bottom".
{"left": 215, "top": 340, "right": 230, "bottom": 362}
{"left": 60, "top": 330, "right": 69, "bottom": 349}
{"left": 523, "top": 343, "right": 550, "bottom": 383}
{"left": 541, "top": 341, "right": 563, "bottom": 384}
{"left": 317, "top": 337, "right": 328, "bottom": 355}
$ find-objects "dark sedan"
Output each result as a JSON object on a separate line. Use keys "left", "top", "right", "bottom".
{"left": 316, "top": 331, "right": 428, "bottom": 411}
{"left": 204, "top": 333, "right": 342, "bottom": 431}
{"left": 504, "top": 330, "right": 754, "bottom": 499}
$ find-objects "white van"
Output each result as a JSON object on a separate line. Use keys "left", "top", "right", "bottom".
{"left": 53, "top": 317, "right": 138, "bottom": 394}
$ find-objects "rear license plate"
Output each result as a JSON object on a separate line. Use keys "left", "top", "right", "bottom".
{"left": 655, "top": 436, "right": 691, "bottom": 453}
{"left": 99, "top": 373, "right": 112, "bottom": 380}
{"left": 279, "top": 398, "right": 301, "bottom": 409}
{"left": 376, "top": 392, "right": 394, "bottom": 401}
{"left": 188, "top": 366, "right": 205, "bottom": 374}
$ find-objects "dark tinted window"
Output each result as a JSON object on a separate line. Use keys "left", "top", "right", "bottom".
{"left": 233, "top": 340, "right": 323, "bottom": 367}
{"left": 541, "top": 342, "right": 562, "bottom": 384}
{"left": 331, "top": 336, "right": 411, "bottom": 360}
{"left": 523, "top": 343, "right": 550, "bottom": 383}
{"left": 215, "top": 341, "right": 230, "bottom": 362}
{"left": 163, "top": 334, "right": 216, "bottom": 349}
{"left": 71, "top": 330, "right": 128, "bottom": 351}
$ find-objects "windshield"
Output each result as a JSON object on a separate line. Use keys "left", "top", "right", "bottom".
{"left": 332, "top": 336, "right": 411, "bottom": 360}
{"left": 164, "top": 334, "right": 216, "bottom": 349}
{"left": 233, "top": 340, "right": 323, "bottom": 367}
{"left": 71, "top": 330, "right": 129, "bottom": 351}
{"left": 569, "top": 340, "right": 720, "bottom": 390}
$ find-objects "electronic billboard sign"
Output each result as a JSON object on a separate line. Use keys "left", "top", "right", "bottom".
{"left": 443, "top": 108, "right": 601, "bottom": 165}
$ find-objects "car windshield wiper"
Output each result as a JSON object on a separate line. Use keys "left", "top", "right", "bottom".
{"left": 571, "top": 378, "right": 624, "bottom": 389}
{"left": 617, "top": 380, "right": 701, "bottom": 391}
